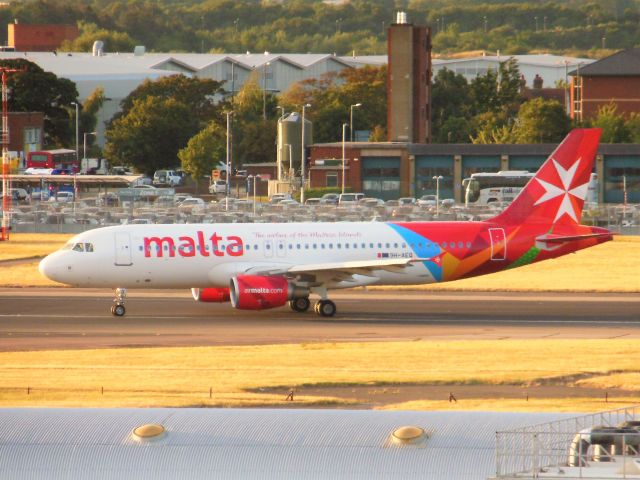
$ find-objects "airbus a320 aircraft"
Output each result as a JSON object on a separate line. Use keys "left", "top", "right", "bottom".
{"left": 40, "top": 129, "right": 612, "bottom": 317}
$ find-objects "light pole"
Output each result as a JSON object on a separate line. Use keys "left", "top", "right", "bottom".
{"left": 262, "top": 61, "right": 270, "bottom": 120}
{"left": 433, "top": 175, "right": 443, "bottom": 217}
{"left": 83, "top": 131, "right": 96, "bottom": 162}
{"left": 349, "top": 102, "right": 361, "bottom": 142}
{"left": 225, "top": 111, "right": 233, "bottom": 211}
{"left": 341, "top": 123, "right": 348, "bottom": 194}
{"left": 71, "top": 102, "right": 79, "bottom": 163}
{"left": 252, "top": 175, "right": 258, "bottom": 216}
{"left": 300, "top": 103, "right": 310, "bottom": 203}
{"left": 277, "top": 105, "right": 285, "bottom": 119}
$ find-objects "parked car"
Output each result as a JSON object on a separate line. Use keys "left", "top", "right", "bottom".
{"left": 269, "top": 193, "right": 293, "bottom": 204}
{"left": 8, "top": 188, "right": 28, "bottom": 201}
{"left": 209, "top": 180, "right": 227, "bottom": 194}
{"left": 30, "top": 189, "right": 50, "bottom": 202}
{"left": 305, "top": 198, "right": 321, "bottom": 206}
{"left": 153, "top": 169, "right": 182, "bottom": 187}
{"left": 338, "top": 193, "right": 365, "bottom": 205}
{"left": 398, "top": 197, "right": 416, "bottom": 205}
{"left": 417, "top": 194, "right": 437, "bottom": 207}
{"left": 49, "top": 191, "right": 74, "bottom": 203}
{"left": 319, "top": 193, "right": 339, "bottom": 205}
{"left": 133, "top": 185, "right": 159, "bottom": 198}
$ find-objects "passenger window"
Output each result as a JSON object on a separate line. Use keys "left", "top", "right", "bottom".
{"left": 337, "top": 243, "right": 341, "bottom": 249}
{"left": 345, "top": 243, "right": 349, "bottom": 249}
{"left": 72, "top": 243, "right": 84, "bottom": 252}
{"left": 458, "top": 241, "right": 464, "bottom": 248}
{"left": 466, "top": 241, "right": 472, "bottom": 248}
{"left": 394, "top": 243, "right": 398, "bottom": 248}
{"left": 328, "top": 243, "right": 333, "bottom": 249}
{"left": 385, "top": 243, "right": 390, "bottom": 248}
{"left": 449, "top": 242, "right": 455, "bottom": 248}
{"left": 441, "top": 242, "right": 447, "bottom": 248}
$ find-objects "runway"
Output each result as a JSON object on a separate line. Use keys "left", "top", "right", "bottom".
{"left": 0, "top": 288, "right": 639, "bottom": 351}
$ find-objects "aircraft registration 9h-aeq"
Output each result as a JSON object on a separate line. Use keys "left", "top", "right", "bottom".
{"left": 39, "top": 129, "right": 612, "bottom": 317}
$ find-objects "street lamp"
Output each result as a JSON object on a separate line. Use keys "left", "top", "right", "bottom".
{"left": 433, "top": 175, "right": 443, "bottom": 217}
{"left": 349, "top": 102, "right": 361, "bottom": 142}
{"left": 341, "top": 123, "right": 348, "bottom": 194}
{"left": 225, "top": 111, "right": 233, "bottom": 211}
{"left": 247, "top": 175, "right": 258, "bottom": 217}
{"left": 83, "top": 131, "right": 96, "bottom": 161}
{"left": 300, "top": 103, "right": 310, "bottom": 203}
{"left": 277, "top": 105, "right": 285, "bottom": 119}
{"left": 71, "top": 102, "right": 79, "bottom": 163}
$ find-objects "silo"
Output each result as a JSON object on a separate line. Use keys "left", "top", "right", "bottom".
{"left": 277, "top": 112, "right": 312, "bottom": 180}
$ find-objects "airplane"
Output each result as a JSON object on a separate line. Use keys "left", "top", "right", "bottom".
{"left": 39, "top": 129, "right": 612, "bottom": 318}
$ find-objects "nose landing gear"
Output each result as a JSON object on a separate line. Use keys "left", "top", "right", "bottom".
{"left": 111, "top": 288, "right": 127, "bottom": 316}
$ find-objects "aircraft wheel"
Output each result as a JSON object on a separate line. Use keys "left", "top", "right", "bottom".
{"left": 112, "top": 304, "right": 126, "bottom": 317}
{"left": 315, "top": 300, "right": 336, "bottom": 317}
{"left": 289, "top": 297, "right": 311, "bottom": 312}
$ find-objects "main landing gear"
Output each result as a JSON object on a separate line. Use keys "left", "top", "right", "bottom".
{"left": 111, "top": 287, "right": 127, "bottom": 317}
{"left": 288, "top": 296, "right": 337, "bottom": 317}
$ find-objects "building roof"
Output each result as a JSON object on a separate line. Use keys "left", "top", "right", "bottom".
{"left": 569, "top": 48, "right": 640, "bottom": 76}
{"left": 0, "top": 408, "right": 570, "bottom": 479}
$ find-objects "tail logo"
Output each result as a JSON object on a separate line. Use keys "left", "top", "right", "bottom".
{"left": 534, "top": 158, "right": 589, "bottom": 223}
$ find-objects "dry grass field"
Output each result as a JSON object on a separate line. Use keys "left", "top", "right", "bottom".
{"left": 1, "top": 339, "right": 639, "bottom": 410}
{"left": 0, "top": 233, "right": 638, "bottom": 291}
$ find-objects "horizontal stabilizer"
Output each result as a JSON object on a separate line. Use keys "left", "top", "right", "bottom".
{"left": 536, "top": 232, "right": 613, "bottom": 244}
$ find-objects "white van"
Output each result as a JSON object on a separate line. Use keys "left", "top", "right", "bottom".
{"left": 338, "top": 192, "right": 364, "bottom": 205}
{"left": 153, "top": 170, "right": 182, "bottom": 186}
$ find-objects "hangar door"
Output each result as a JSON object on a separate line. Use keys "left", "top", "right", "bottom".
{"left": 361, "top": 157, "right": 400, "bottom": 200}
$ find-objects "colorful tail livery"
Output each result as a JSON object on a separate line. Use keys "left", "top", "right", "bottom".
{"left": 40, "top": 129, "right": 612, "bottom": 317}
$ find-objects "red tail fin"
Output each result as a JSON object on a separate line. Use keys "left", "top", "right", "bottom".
{"left": 493, "top": 128, "right": 601, "bottom": 226}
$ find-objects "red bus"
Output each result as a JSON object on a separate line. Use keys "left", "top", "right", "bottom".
{"left": 26, "top": 149, "right": 78, "bottom": 173}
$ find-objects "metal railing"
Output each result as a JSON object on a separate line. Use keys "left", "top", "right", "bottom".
{"left": 495, "top": 405, "right": 640, "bottom": 478}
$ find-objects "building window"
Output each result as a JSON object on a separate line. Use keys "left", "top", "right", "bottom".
{"left": 24, "top": 127, "right": 40, "bottom": 144}
{"left": 326, "top": 172, "right": 338, "bottom": 187}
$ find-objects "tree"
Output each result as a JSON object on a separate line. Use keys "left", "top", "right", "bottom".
{"left": 79, "top": 87, "right": 106, "bottom": 157}
{"left": 60, "top": 22, "right": 135, "bottom": 53}
{"left": 512, "top": 98, "right": 571, "bottom": 143}
{"left": 105, "top": 96, "right": 198, "bottom": 175}
{"left": 431, "top": 68, "right": 473, "bottom": 142}
{"left": 591, "top": 103, "right": 632, "bottom": 143}
{"left": 279, "top": 66, "right": 386, "bottom": 144}
{"left": 178, "top": 122, "right": 226, "bottom": 187}
{"left": 0, "top": 58, "right": 78, "bottom": 147}
{"left": 116, "top": 75, "right": 225, "bottom": 126}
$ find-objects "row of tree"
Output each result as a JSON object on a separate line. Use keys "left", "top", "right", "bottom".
{"left": 1, "top": 0, "right": 639, "bottom": 56}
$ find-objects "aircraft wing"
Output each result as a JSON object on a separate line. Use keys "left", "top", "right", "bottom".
{"left": 247, "top": 257, "right": 431, "bottom": 278}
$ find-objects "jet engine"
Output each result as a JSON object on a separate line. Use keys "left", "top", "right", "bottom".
{"left": 191, "top": 287, "right": 230, "bottom": 303}
{"left": 229, "top": 275, "right": 308, "bottom": 310}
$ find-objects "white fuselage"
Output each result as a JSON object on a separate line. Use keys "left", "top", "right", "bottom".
{"left": 39, "top": 223, "right": 450, "bottom": 289}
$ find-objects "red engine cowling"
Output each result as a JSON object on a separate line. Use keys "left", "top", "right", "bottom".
{"left": 230, "top": 275, "right": 301, "bottom": 310}
{"left": 191, "top": 287, "right": 230, "bottom": 303}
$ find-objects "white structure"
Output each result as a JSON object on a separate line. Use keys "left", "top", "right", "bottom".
{"left": 0, "top": 408, "right": 570, "bottom": 479}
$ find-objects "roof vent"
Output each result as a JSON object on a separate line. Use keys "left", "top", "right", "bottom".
{"left": 396, "top": 11, "right": 407, "bottom": 24}
{"left": 387, "top": 425, "right": 428, "bottom": 447}
{"left": 92, "top": 40, "right": 104, "bottom": 57}
{"left": 132, "top": 423, "right": 165, "bottom": 441}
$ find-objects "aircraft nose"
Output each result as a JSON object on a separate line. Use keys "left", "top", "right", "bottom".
{"left": 39, "top": 252, "right": 67, "bottom": 283}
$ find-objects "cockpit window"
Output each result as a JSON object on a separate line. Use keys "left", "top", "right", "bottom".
{"left": 85, "top": 243, "right": 94, "bottom": 252}
{"left": 72, "top": 243, "right": 85, "bottom": 252}
{"left": 62, "top": 241, "right": 74, "bottom": 250}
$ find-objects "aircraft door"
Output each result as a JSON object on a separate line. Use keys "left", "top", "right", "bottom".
{"left": 489, "top": 228, "right": 507, "bottom": 261}
{"left": 114, "top": 232, "right": 133, "bottom": 266}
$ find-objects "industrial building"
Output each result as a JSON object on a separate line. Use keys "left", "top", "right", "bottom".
{"left": 0, "top": 407, "right": 570, "bottom": 479}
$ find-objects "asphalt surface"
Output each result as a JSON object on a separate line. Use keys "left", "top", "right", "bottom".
{"left": 0, "top": 288, "right": 638, "bottom": 351}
